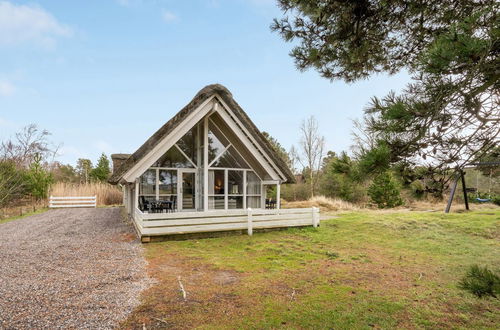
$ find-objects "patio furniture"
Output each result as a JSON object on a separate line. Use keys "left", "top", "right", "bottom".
{"left": 265, "top": 198, "right": 276, "bottom": 209}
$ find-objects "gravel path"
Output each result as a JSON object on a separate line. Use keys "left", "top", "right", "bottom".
{"left": 0, "top": 207, "right": 151, "bottom": 329}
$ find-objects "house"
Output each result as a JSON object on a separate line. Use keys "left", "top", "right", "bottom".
{"left": 109, "top": 84, "right": 319, "bottom": 241}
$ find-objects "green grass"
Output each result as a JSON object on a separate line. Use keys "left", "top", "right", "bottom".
{"left": 0, "top": 208, "right": 48, "bottom": 225}
{"left": 124, "top": 209, "right": 500, "bottom": 329}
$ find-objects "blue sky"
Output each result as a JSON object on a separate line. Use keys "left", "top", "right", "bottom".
{"left": 0, "top": 0, "right": 411, "bottom": 166}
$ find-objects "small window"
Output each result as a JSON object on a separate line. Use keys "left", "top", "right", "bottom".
{"left": 228, "top": 196, "right": 243, "bottom": 209}
{"left": 208, "top": 196, "right": 225, "bottom": 209}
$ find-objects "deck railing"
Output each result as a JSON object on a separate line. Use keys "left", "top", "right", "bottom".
{"left": 49, "top": 196, "right": 97, "bottom": 208}
{"left": 133, "top": 207, "right": 320, "bottom": 240}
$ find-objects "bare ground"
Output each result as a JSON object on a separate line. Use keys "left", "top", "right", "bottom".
{"left": 0, "top": 207, "right": 151, "bottom": 329}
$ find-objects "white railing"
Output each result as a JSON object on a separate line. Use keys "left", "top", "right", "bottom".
{"left": 49, "top": 196, "right": 97, "bottom": 208}
{"left": 133, "top": 207, "right": 320, "bottom": 238}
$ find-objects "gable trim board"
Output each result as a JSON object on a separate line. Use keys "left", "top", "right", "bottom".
{"left": 109, "top": 84, "right": 295, "bottom": 185}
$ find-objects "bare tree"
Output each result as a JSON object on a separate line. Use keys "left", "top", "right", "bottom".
{"left": 288, "top": 145, "right": 299, "bottom": 175}
{"left": 298, "top": 116, "right": 325, "bottom": 197}
{"left": 0, "top": 124, "right": 59, "bottom": 168}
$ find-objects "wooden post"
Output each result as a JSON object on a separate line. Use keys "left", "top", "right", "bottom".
{"left": 445, "top": 175, "right": 459, "bottom": 213}
{"left": 135, "top": 180, "right": 139, "bottom": 215}
{"left": 460, "top": 171, "right": 469, "bottom": 211}
{"left": 276, "top": 183, "right": 281, "bottom": 210}
{"left": 203, "top": 116, "right": 209, "bottom": 211}
{"left": 312, "top": 207, "right": 319, "bottom": 228}
{"left": 247, "top": 208, "right": 253, "bottom": 236}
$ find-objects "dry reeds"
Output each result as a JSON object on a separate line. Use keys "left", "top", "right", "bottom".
{"left": 282, "top": 195, "right": 358, "bottom": 212}
{"left": 50, "top": 182, "right": 122, "bottom": 206}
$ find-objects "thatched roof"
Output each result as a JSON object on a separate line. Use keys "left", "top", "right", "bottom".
{"left": 108, "top": 84, "right": 295, "bottom": 184}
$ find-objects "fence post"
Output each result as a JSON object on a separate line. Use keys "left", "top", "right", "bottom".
{"left": 94, "top": 195, "right": 97, "bottom": 208}
{"left": 312, "top": 207, "right": 319, "bottom": 228}
{"left": 247, "top": 208, "right": 253, "bottom": 236}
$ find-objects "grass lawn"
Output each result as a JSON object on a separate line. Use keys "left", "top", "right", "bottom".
{"left": 122, "top": 209, "right": 500, "bottom": 329}
{"left": 0, "top": 208, "right": 48, "bottom": 225}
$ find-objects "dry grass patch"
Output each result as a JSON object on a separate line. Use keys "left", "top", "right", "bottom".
{"left": 283, "top": 195, "right": 358, "bottom": 212}
{"left": 122, "top": 209, "right": 500, "bottom": 329}
{"left": 50, "top": 182, "right": 122, "bottom": 206}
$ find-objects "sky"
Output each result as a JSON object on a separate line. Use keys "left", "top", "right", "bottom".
{"left": 0, "top": 0, "right": 411, "bottom": 166}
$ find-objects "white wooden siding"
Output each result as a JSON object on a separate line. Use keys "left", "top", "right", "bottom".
{"left": 133, "top": 207, "right": 320, "bottom": 238}
{"left": 49, "top": 196, "right": 97, "bottom": 208}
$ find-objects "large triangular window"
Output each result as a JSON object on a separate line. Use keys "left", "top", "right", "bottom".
{"left": 211, "top": 146, "right": 249, "bottom": 168}
{"left": 154, "top": 146, "right": 194, "bottom": 168}
{"left": 153, "top": 125, "right": 201, "bottom": 168}
{"left": 208, "top": 119, "right": 249, "bottom": 169}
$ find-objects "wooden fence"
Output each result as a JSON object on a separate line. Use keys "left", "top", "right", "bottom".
{"left": 133, "top": 207, "right": 320, "bottom": 241}
{"left": 49, "top": 196, "right": 97, "bottom": 208}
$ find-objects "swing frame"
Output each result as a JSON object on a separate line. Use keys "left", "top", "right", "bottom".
{"left": 444, "top": 161, "right": 500, "bottom": 213}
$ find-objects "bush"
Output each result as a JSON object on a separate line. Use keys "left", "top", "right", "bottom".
{"left": 281, "top": 183, "right": 310, "bottom": 201}
{"left": 27, "top": 153, "right": 53, "bottom": 200}
{"left": 409, "top": 180, "right": 425, "bottom": 198}
{"left": 367, "top": 171, "right": 404, "bottom": 208}
{"left": 458, "top": 265, "right": 500, "bottom": 298}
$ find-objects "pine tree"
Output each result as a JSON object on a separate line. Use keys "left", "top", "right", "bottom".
{"left": 90, "top": 153, "right": 111, "bottom": 182}
{"left": 367, "top": 171, "right": 403, "bottom": 208}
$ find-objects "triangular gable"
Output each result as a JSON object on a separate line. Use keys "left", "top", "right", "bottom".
{"left": 109, "top": 84, "right": 295, "bottom": 184}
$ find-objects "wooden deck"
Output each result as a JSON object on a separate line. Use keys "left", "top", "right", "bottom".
{"left": 133, "top": 207, "right": 320, "bottom": 242}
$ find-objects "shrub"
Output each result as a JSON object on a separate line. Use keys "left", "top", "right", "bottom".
{"left": 458, "top": 265, "right": 500, "bottom": 298}
{"left": 367, "top": 171, "right": 404, "bottom": 208}
{"left": 281, "top": 183, "right": 310, "bottom": 201}
{"left": 409, "top": 180, "right": 425, "bottom": 198}
{"left": 27, "top": 153, "right": 53, "bottom": 200}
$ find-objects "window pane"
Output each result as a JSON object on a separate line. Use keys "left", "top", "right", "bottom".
{"left": 139, "top": 169, "right": 156, "bottom": 195}
{"left": 247, "top": 196, "right": 261, "bottom": 208}
{"left": 208, "top": 121, "right": 229, "bottom": 164}
{"left": 159, "top": 170, "right": 177, "bottom": 194}
{"left": 208, "top": 196, "right": 225, "bottom": 209}
{"left": 246, "top": 171, "right": 260, "bottom": 195}
{"left": 176, "top": 126, "right": 198, "bottom": 165}
{"left": 209, "top": 170, "right": 224, "bottom": 195}
{"left": 228, "top": 170, "right": 243, "bottom": 195}
{"left": 228, "top": 196, "right": 243, "bottom": 209}
{"left": 154, "top": 146, "right": 194, "bottom": 168}
{"left": 212, "top": 146, "right": 249, "bottom": 168}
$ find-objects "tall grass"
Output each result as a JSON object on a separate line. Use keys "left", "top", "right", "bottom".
{"left": 50, "top": 182, "right": 122, "bottom": 206}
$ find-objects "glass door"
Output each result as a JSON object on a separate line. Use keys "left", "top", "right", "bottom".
{"left": 180, "top": 170, "right": 196, "bottom": 210}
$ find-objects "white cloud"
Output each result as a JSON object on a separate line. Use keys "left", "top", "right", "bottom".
{"left": 0, "top": 1, "right": 72, "bottom": 48}
{"left": 161, "top": 10, "right": 178, "bottom": 23}
{"left": 0, "top": 80, "right": 15, "bottom": 96}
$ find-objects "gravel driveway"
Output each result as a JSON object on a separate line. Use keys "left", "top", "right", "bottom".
{"left": 0, "top": 207, "right": 150, "bottom": 329}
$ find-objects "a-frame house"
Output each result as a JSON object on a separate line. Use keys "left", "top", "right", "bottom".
{"left": 109, "top": 84, "right": 319, "bottom": 240}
